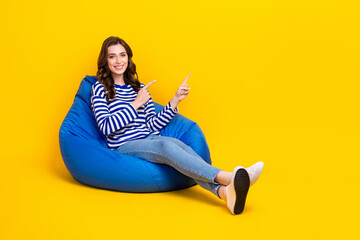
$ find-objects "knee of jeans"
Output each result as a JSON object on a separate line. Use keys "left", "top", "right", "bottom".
{"left": 157, "top": 139, "right": 177, "bottom": 152}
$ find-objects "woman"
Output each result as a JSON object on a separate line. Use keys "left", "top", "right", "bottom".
{"left": 90, "top": 36, "right": 264, "bottom": 215}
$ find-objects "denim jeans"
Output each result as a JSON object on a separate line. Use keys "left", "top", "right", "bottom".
{"left": 114, "top": 134, "right": 223, "bottom": 198}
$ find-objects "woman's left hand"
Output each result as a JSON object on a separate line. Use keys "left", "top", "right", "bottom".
{"left": 170, "top": 73, "right": 191, "bottom": 109}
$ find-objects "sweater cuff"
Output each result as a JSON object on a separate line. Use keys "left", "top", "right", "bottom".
{"left": 167, "top": 102, "right": 178, "bottom": 116}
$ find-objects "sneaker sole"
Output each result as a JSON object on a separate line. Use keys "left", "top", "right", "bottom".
{"left": 233, "top": 168, "right": 250, "bottom": 215}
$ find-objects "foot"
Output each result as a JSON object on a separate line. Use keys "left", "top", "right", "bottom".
{"left": 225, "top": 166, "right": 250, "bottom": 215}
{"left": 246, "top": 161, "right": 264, "bottom": 186}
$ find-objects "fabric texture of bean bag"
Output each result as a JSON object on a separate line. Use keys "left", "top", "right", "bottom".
{"left": 59, "top": 75, "right": 212, "bottom": 193}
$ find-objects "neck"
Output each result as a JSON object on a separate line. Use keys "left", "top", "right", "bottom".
{"left": 112, "top": 74, "right": 125, "bottom": 85}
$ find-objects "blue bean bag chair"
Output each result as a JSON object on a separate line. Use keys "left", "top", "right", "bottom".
{"left": 59, "top": 75, "right": 212, "bottom": 193}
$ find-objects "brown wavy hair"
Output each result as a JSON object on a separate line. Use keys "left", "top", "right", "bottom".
{"left": 96, "top": 36, "right": 140, "bottom": 103}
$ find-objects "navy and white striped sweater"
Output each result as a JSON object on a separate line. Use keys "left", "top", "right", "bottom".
{"left": 90, "top": 81, "right": 178, "bottom": 150}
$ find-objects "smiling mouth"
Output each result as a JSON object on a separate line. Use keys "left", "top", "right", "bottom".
{"left": 114, "top": 65, "right": 124, "bottom": 70}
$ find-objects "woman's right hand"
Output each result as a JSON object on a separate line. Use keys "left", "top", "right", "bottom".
{"left": 131, "top": 80, "right": 156, "bottom": 110}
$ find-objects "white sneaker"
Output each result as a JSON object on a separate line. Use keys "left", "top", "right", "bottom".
{"left": 246, "top": 161, "right": 264, "bottom": 186}
{"left": 225, "top": 166, "right": 250, "bottom": 215}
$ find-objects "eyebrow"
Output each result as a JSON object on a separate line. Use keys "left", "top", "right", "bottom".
{"left": 108, "top": 52, "right": 126, "bottom": 55}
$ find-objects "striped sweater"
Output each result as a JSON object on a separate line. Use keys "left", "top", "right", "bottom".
{"left": 90, "top": 81, "right": 178, "bottom": 150}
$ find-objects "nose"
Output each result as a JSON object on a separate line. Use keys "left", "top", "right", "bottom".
{"left": 115, "top": 57, "right": 123, "bottom": 64}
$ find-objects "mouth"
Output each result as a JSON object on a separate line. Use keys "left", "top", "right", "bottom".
{"left": 114, "top": 65, "right": 124, "bottom": 70}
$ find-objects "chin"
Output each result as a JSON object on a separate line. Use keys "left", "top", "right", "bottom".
{"left": 112, "top": 69, "right": 126, "bottom": 75}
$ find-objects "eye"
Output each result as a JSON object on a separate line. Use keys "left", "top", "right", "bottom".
{"left": 109, "top": 56, "right": 114, "bottom": 58}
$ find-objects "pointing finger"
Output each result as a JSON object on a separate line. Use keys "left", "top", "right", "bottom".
{"left": 181, "top": 73, "right": 191, "bottom": 86}
{"left": 180, "top": 87, "right": 191, "bottom": 90}
{"left": 144, "top": 80, "right": 156, "bottom": 89}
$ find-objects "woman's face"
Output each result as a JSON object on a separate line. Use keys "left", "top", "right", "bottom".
{"left": 107, "top": 44, "right": 128, "bottom": 77}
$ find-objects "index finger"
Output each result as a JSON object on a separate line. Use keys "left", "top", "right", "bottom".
{"left": 181, "top": 73, "right": 191, "bottom": 86}
{"left": 144, "top": 80, "right": 156, "bottom": 89}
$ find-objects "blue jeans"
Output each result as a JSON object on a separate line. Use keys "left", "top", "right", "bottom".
{"left": 114, "top": 134, "right": 223, "bottom": 198}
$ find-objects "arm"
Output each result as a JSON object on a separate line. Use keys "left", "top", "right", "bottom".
{"left": 145, "top": 97, "right": 178, "bottom": 132}
{"left": 133, "top": 73, "right": 191, "bottom": 131}
{"left": 91, "top": 83, "right": 138, "bottom": 136}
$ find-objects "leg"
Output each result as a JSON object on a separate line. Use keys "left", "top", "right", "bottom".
{"left": 155, "top": 136, "right": 231, "bottom": 198}
{"left": 115, "top": 134, "right": 263, "bottom": 214}
{"left": 161, "top": 136, "right": 264, "bottom": 188}
{"left": 193, "top": 179, "right": 222, "bottom": 199}
{"left": 114, "top": 134, "right": 224, "bottom": 197}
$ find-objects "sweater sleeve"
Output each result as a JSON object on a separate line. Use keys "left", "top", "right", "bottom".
{"left": 90, "top": 83, "right": 139, "bottom": 136}
{"left": 145, "top": 96, "right": 178, "bottom": 132}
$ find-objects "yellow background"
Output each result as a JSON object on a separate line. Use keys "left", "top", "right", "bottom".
{"left": 1, "top": 0, "right": 359, "bottom": 239}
